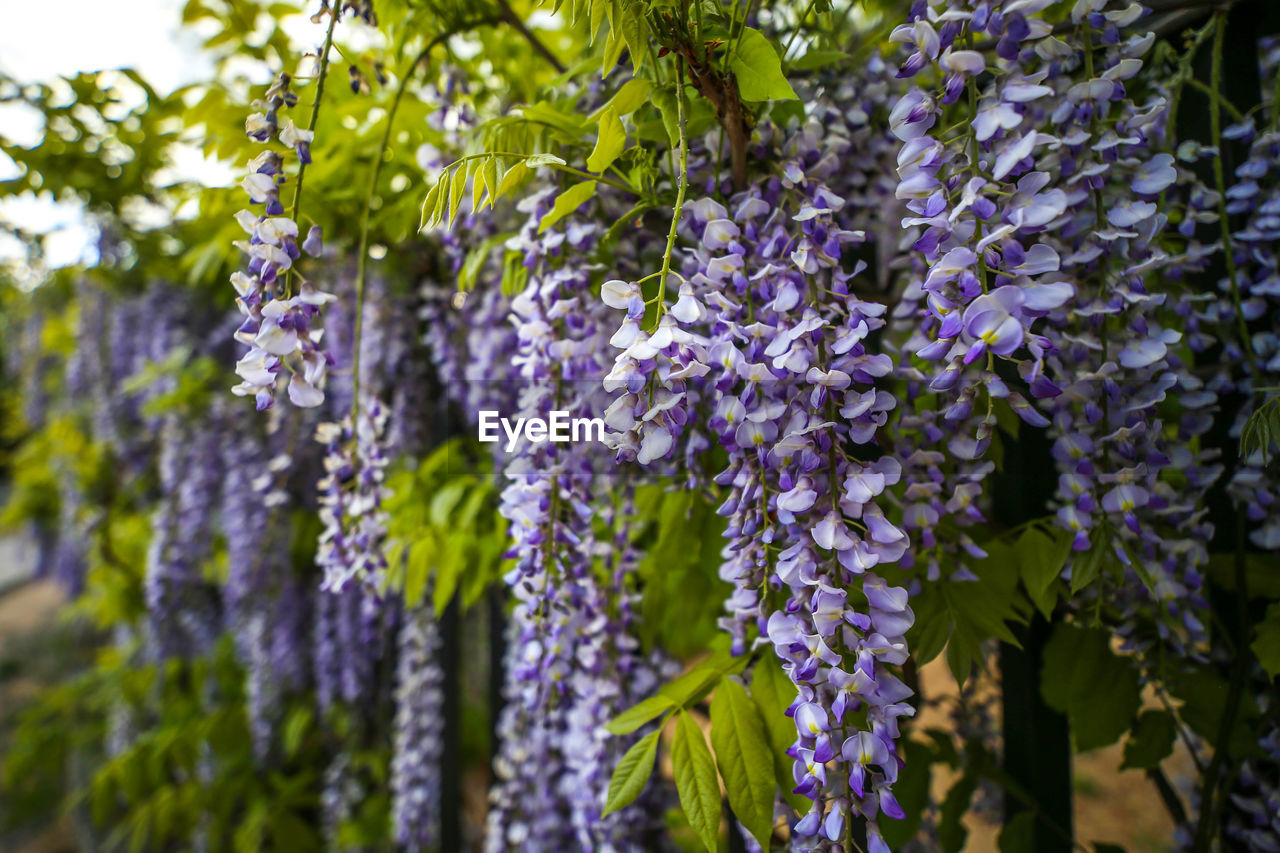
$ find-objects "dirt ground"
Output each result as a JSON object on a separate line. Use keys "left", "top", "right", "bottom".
{"left": 0, "top": 580, "right": 77, "bottom": 853}
{"left": 1, "top": 584, "right": 1189, "bottom": 852}
{"left": 918, "top": 657, "right": 1193, "bottom": 853}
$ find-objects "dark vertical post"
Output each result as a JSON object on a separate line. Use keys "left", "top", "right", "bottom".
{"left": 440, "top": 597, "right": 463, "bottom": 851}
{"left": 993, "top": 396, "right": 1072, "bottom": 852}
{"left": 488, "top": 587, "right": 506, "bottom": 758}
{"left": 999, "top": 618, "right": 1073, "bottom": 849}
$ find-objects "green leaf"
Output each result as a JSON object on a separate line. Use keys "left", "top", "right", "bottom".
{"left": 429, "top": 479, "right": 469, "bottom": 527}
{"left": 1166, "top": 663, "right": 1259, "bottom": 756}
{"left": 605, "top": 694, "right": 678, "bottom": 736}
{"left": 671, "top": 711, "right": 722, "bottom": 853}
{"left": 601, "top": 24, "right": 627, "bottom": 76}
{"left": 650, "top": 86, "right": 680, "bottom": 148}
{"left": 709, "top": 680, "right": 775, "bottom": 848}
{"left": 589, "top": 0, "right": 607, "bottom": 41}
{"left": 998, "top": 811, "right": 1036, "bottom": 853}
{"left": 432, "top": 540, "right": 462, "bottom": 615}
{"left": 430, "top": 170, "right": 450, "bottom": 225}
{"left": 1071, "top": 527, "right": 1124, "bottom": 594}
{"left": 937, "top": 771, "right": 979, "bottom": 852}
{"left": 496, "top": 160, "right": 531, "bottom": 200}
{"left": 525, "top": 153, "right": 568, "bottom": 168}
{"left": 618, "top": 0, "right": 648, "bottom": 72}
{"left": 1015, "top": 524, "right": 1071, "bottom": 619}
{"left": 1121, "top": 710, "right": 1177, "bottom": 770}
{"left": 659, "top": 650, "right": 749, "bottom": 708}
{"left": 538, "top": 180, "right": 596, "bottom": 233}
{"left": 1041, "top": 623, "right": 1141, "bottom": 751}
{"left": 910, "top": 536, "right": 1024, "bottom": 684}
{"left": 750, "top": 660, "right": 806, "bottom": 811}
{"left": 1253, "top": 601, "right": 1280, "bottom": 680}
{"left": 282, "top": 707, "right": 313, "bottom": 759}
{"left": 787, "top": 49, "right": 851, "bottom": 71}
{"left": 587, "top": 105, "right": 626, "bottom": 173}
{"left": 1240, "top": 396, "right": 1280, "bottom": 463}
{"left": 458, "top": 234, "right": 511, "bottom": 292}
{"left": 603, "top": 730, "right": 661, "bottom": 816}
{"left": 479, "top": 158, "right": 500, "bottom": 210}
{"left": 730, "top": 28, "right": 798, "bottom": 101}
{"left": 405, "top": 538, "right": 433, "bottom": 610}
{"left": 591, "top": 78, "right": 651, "bottom": 121}
{"left": 447, "top": 167, "right": 468, "bottom": 228}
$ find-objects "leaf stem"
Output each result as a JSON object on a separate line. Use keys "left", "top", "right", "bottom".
{"left": 651, "top": 59, "right": 689, "bottom": 332}
{"left": 283, "top": 3, "right": 340, "bottom": 297}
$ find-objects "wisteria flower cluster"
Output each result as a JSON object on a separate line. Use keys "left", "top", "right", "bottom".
{"left": 232, "top": 72, "right": 335, "bottom": 410}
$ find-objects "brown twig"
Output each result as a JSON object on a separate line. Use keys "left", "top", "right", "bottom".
{"left": 682, "top": 57, "right": 751, "bottom": 192}
{"left": 494, "top": 0, "right": 566, "bottom": 73}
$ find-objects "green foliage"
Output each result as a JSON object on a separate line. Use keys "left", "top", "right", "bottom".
{"left": 670, "top": 710, "right": 721, "bottom": 853}
{"left": 4, "top": 637, "right": 332, "bottom": 853}
{"left": 1240, "top": 395, "right": 1280, "bottom": 464}
{"left": 1013, "top": 523, "right": 1073, "bottom": 619}
{"left": 633, "top": 486, "right": 728, "bottom": 657}
{"left": 729, "top": 28, "right": 799, "bottom": 101}
{"left": 749, "top": 658, "right": 807, "bottom": 812}
{"left": 603, "top": 729, "right": 661, "bottom": 816}
{"left": 540, "top": 179, "right": 599, "bottom": 231}
{"left": 1254, "top": 600, "right": 1280, "bottom": 680}
{"left": 384, "top": 441, "right": 508, "bottom": 614}
{"left": 587, "top": 106, "right": 627, "bottom": 172}
{"left": 1041, "top": 623, "right": 1141, "bottom": 752}
{"left": 605, "top": 693, "right": 678, "bottom": 736}
{"left": 997, "top": 811, "right": 1037, "bottom": 853}
{"left": 603, "top": 647, "right": 750, "bottom": 827}
{"left": 1165, "top": 662, "right": 1262, "bottom": 758}
{"left": 909, "top": 532, "right": 1024, "bottom": 685}
{"left": 708, "top": 678, "right": 775, "bottom": 848}
{"left": 1121, "top": 710, "right": 1177, "bottom": 770}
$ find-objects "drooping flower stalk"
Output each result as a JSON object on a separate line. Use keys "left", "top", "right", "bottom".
{"left": 390, "top": 603, "right": 445, "bottom": 851}
{"left": 230, "top": 7, "right": 340, "bottom": 410}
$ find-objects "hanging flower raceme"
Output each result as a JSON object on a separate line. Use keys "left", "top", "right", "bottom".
{"left": 482, "top": 177, "right": 670, "bottom": 851}
{"left": 316, "top": 393, "right": 392, "bottom": 592}
{"left": 891, "top": 0, "right": 1077, "bottom": 446}
{"left": 1016, "top": 0, "right": 1218, "bottom": 651}
{"left": 145, "top": 414, "right": 225, "bottom": 660}
{"left": 232, "top": 72, "right": 334, "bottom": 410}
{"left": 391, "top": 604, "right": 445, "bottom": 852}
{"left": 222, "top": 425, "right": 312, "bottom": 760}
{"left": 1217, "top": 79, "right": 1280, "bottom": 553}
{"left": 890, "top": 0, "right": 1217, "bottom": 656}
{"left": 601, "top": 102, "right": 915, "bottom": 845}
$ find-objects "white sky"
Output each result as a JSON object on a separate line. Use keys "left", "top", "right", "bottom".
{"left": 0, "top": 0, "right": 215, "bottom": 273}
{"left": 0, "top": 0, "right": 319, "bottom": 275}
{"left": 0, "top": 1, "right": 389, "bottom": 278}
{"left": 0, "top": 0, "right": 213, "bottom": 93}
